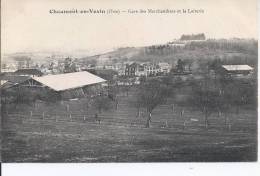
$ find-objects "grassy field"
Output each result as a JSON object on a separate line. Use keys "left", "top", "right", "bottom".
{"left": 1, "top": 89, "right": 257, "bottom": 162}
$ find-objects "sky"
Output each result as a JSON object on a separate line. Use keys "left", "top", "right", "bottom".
{"left": 1, "top": 0, "right": 258, "bottom": 54}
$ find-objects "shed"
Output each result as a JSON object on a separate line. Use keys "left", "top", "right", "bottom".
{"left": 4, "top": 71, "right": 107, "bottom": 100}
{"left": 221, "top": 65, "right": 253, "bottom": 75}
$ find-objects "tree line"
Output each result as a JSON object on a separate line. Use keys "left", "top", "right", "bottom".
{"left": 140, "top": 39, "right": 257, "bottom": 57}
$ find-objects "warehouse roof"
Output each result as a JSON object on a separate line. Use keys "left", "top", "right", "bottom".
{"left": 32, "top": 71, "right": 106, "bottom": 91}
{"left": 222, "top": 65, "right": 253, "bottom": 71}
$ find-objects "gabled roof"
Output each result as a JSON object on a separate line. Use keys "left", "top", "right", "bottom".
{"left": 1, "top": 75, "right": 31, "bottom": 84}
{"left": 128, "top": 62, "right": 138, "bottom": 66}
{"left": 0, "top": 81, "right": 16, "bottom": 89}
{"left": 0, "top": 80, "right": 7, "bottom": 86}
{"left": 0, "top": 75, "right": 31, "bottom": 89}
{"left": 222, "top": 65, "right": 253, "bottom": 71}
{"left": 32, "top": 71, "right": 106, "bottom": 91}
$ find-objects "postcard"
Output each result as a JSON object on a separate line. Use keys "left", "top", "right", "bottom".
{"left": 0, "top": 0, "right": 259, "bottom": 175}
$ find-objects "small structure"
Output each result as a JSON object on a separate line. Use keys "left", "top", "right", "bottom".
{"left": 4, "top": 71, "right": 107, "bottom": 100}
{"left": 125, "top": 62, "right": 139, "bottom": 76}
{"left": 0, "top": 75, "right": 31, "bottom": 89}
{"left": 158, "top": 62, "right": 171, "bottom": 74}
{"left": 220, "top": 65, "right": 253, "bottom": 77}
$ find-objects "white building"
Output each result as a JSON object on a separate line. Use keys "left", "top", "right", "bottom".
{"left": 146, "top": 64, "right": 160, "bottom": 76}
{"left": 158, "top": 62, "right": 171, "bottom": 74}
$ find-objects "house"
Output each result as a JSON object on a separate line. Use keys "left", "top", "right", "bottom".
{"left": 146, "top": 63, "right": 160, "bottom": 76}
{"left": 124, "top": 62, "right": 170, "bottom": 77}
{"left": 125, "top": 62, "right": 139, "bottom": 76}
{"left": 136, "top": 63, "right": 148, "bottom": 77}
{"left": 158, "top": 62, "right": 171, "bottom": 74}
{"left": 167, "top": 41, "right": 186, "bottom": 48}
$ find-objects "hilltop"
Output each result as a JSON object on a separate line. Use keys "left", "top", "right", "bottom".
{"left": 79, "top": 38, "right": 258, "bottom": 69}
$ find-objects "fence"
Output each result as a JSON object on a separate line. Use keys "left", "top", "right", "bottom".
{"left": 3, "top": 111, "right": 257, "bottom": 134}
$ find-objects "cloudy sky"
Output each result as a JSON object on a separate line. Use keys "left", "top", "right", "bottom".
{"left": 1, "top": 0, "right": 258, "bottom": 54}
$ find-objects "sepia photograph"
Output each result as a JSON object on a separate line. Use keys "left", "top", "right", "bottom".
{"left": 0, "top": 0, "right": 258, "bottom": 164}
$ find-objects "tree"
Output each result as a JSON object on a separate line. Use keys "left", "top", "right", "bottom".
{"left": 91, "top": 95, "right": 113, "bottom": 116}
{"left": 136, "top": 79, "right": 171, "bottom": 128}
{"left": 86, "top": 59, "right": 97, "bottom": 67}
{"left": 216, "top": 77, "right": 257, "bottom": 127}
{"left": 48, "top": 62, "right": 55, "bottom": 73}
{"left": 107, "top": 83, "right": 120, "bottom": 110}
{"left": 2, "top": 87, "right": 36, "bottom": 109}
{"left": 191, "top": 81, "right": 219, "bottom": 128}
{"left": 131, "top": 92, "right": 144, "bottom": 118}
{"left": 228, "top": 81, "right": 255, "bottom": 114}
{"left": 139, "top": 76, "right": 147, "bottom": 84}
{"left": 216, "top": 86, "right": 232, "bottom": 126}
{"left": 96, "top": 70, "right": 118, "bottom": 83}
{"left": 2, "top": 63, "right": 7, "bottom": 69}
{"left": 176, "top": 59, "right": 184, "bottom": 73}
{"left": 183, "top": 59, "right": 193, "bottom": 72}
{"left": 64, "top": 57, "right": 77, "bottom": 73}
{"left": 13, "top": 56, "right": 31, "bottom": 69}
{"left": 118, "top": 77, "right": 134, "bottom": 96}
{"left": 209, "top": 57, "right": 222, "bottom": 71}
{"left": 26, "top": 58, "right": 31, "bottom": 68}
{"left": 180, "top": 33, "right": 206, "bottom": 41}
